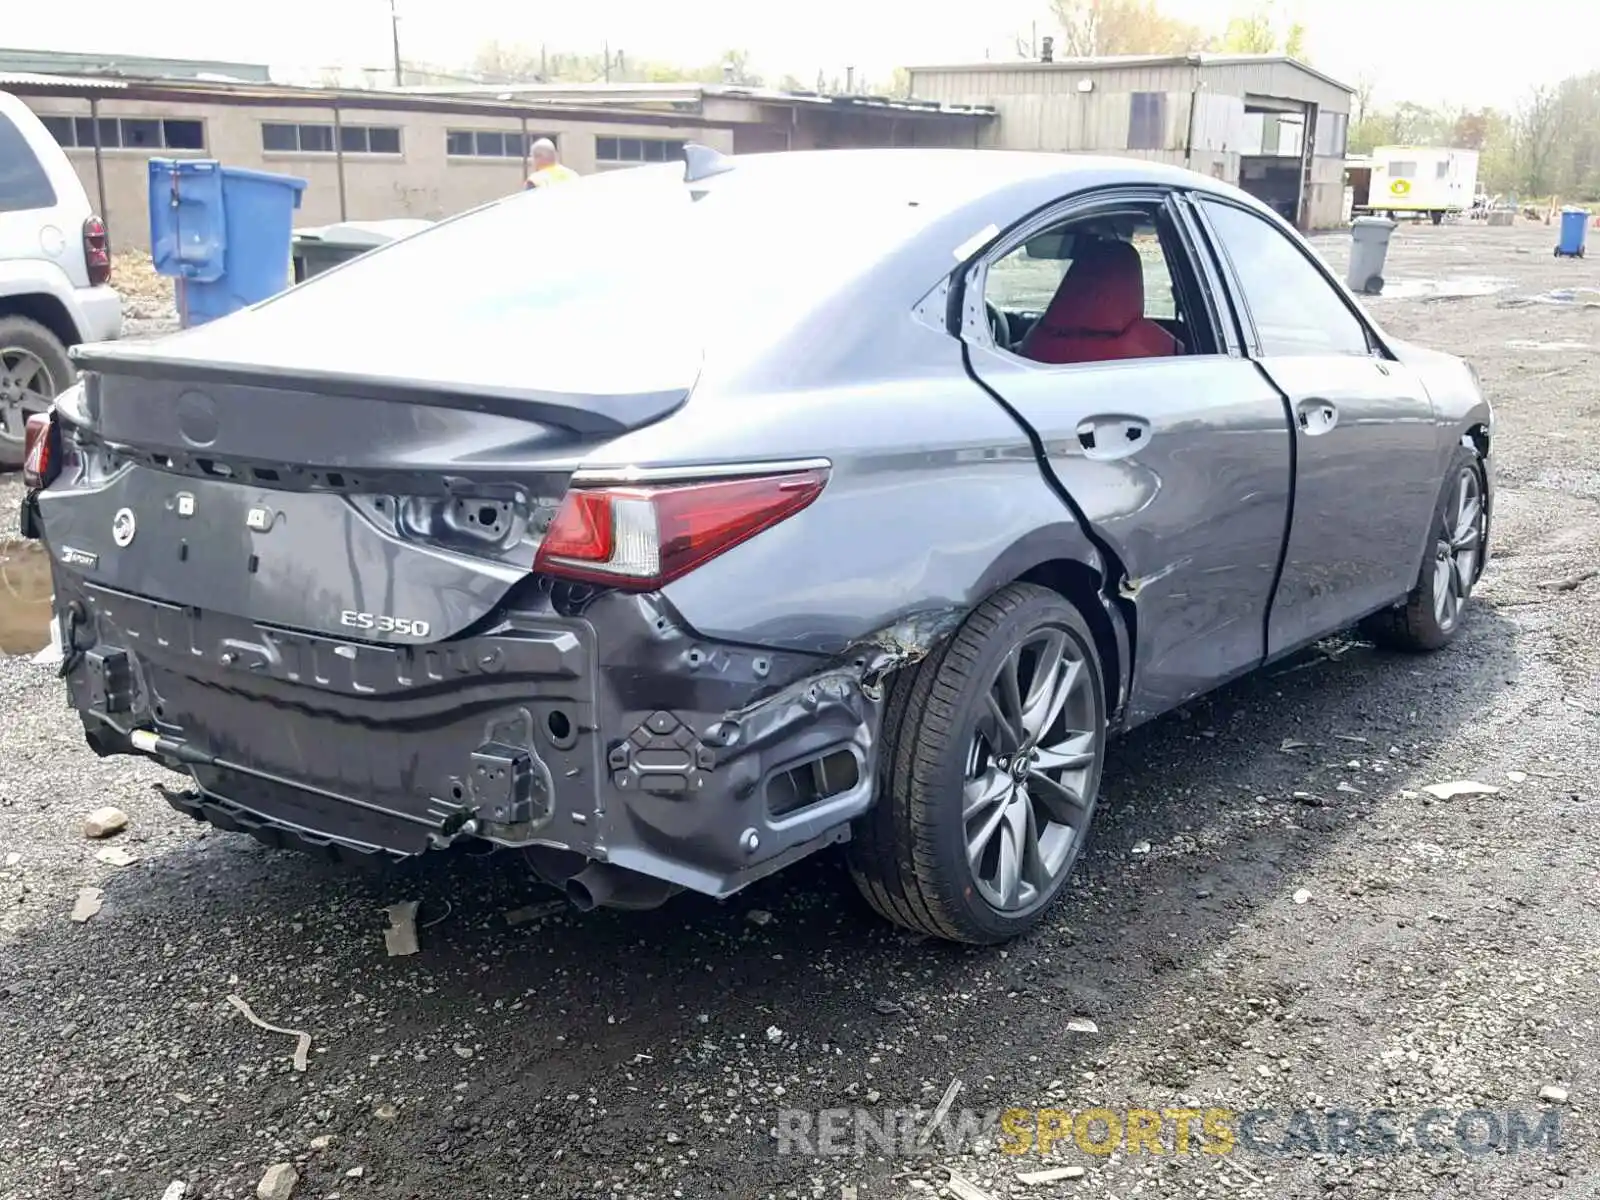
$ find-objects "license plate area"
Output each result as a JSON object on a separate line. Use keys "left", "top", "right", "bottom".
{"left": 38, "top": 468, "right": 525, "bottom": 643}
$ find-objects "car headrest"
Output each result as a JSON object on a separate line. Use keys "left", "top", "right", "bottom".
{"left": 1039, "top": 239, "right": 1146, "bottom": 336}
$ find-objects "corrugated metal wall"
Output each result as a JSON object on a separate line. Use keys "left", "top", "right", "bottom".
{"left": 909, "top": 60, "right": 1350, "bottom": 157}
{"left": 908, "top": 59, "right": 1351, "bottom": 227}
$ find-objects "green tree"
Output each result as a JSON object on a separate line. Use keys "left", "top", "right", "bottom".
{"left": 1282, "top": 20, "right": 1307, "bottom": 59}
{"left": 1217, "top": 3, "right": 1309, "bottom": 58}
{"left": 1219, "top": 9, "right": 1275, "bottom": 52}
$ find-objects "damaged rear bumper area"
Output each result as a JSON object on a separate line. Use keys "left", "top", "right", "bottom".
{"left": 53, "top": 578, "right": 891, "bottom": 902}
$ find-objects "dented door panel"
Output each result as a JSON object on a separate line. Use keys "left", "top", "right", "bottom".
{"left": 964, "top": 350, "right": 1293, "bottom": 722}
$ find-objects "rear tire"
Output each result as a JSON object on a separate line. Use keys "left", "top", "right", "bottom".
{"left": 848, "top": 583, "right": 1107, "bottom": 944}
{"left": 0, "top": 316, "right": 74, "bottom": 469}
{"left": 1361, "top": 443, "right": 1487, "bottom": 651}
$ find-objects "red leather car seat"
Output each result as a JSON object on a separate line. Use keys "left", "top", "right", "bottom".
{"left": 1018, "top": 239, "right": 1181, "bottom": 365}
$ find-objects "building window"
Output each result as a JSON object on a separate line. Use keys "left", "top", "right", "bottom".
{"left": 446, "top": 129, "right": 551, "bottom": 158}
{"left": 40, "top": 115, "right": 207, "bottom": 152}
{"left": 1127, "top": 93, "right": 1167, "bottom": 151}
{"left": 1313, "top": 110, "right": 1348, "bottom": 158}
{"left": 262, "top": 122, "right": 401, "bottom": 155}
{"left": 595, "top": 136, "right": 686, "bottom": 165}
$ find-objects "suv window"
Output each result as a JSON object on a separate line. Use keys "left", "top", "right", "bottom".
{"left": 1199, "top": 200, "right": 1370, "bottom": 358}
{"left": 0, "top": 113, "right": 58, "bottom": 214}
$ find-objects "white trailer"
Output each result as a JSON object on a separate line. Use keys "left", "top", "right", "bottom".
{"left": 1360, "top": 147, "right": 1480, "bottom": 224}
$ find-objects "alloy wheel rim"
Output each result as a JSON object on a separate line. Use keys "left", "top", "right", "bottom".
{"left": 1432, "top": 466, "right": 1483, "bottom": 632}
{"left": 0, "top": 347, "right": 56, "bottom": 445}
{"left": 964, "top": 624, "right": 1100, "bottom": 913}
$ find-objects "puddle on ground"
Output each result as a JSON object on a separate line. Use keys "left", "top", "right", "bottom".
{"left": 1370, "top": 277, "right": 1513, "bottom": 301}
{"left": 1505, "top": 339, "right": 1592, "bottom": 351}
{"left": 0, "top": 539, "right": 53, "bottom": 656}
{"left": 1522, "top": 287, "right": 1600, "bottom": 308}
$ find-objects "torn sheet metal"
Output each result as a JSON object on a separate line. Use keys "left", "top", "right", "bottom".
{"left": 845, "top": 607, "right": 967, "bottom": 694}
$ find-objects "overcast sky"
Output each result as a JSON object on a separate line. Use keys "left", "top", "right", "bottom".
{"left": 5, "top": 0, "right": 1592, "bottom": 111}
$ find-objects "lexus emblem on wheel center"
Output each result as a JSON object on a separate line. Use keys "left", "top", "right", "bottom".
{"left": 111, "top": 508, "right": 137, "bottom": 547}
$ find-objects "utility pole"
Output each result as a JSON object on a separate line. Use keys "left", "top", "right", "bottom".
{"left": 604, "top": 40, "right": 611, "bottom": 83}
{"left": 388, "top": 0, "right": 403, "bottom": 86}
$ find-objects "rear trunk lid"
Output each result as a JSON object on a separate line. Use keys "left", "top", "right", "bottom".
{"left": 40, "top": 341, "right": 697, "bottom": 645}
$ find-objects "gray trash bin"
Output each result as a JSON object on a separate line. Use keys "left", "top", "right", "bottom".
{"left": 1347, "top": 216, "right": 1397, "bottom": 296}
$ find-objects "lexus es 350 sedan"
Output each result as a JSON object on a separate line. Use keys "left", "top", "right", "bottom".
{"left": 18, "top": 146, "right": 1492, "bottom": 944}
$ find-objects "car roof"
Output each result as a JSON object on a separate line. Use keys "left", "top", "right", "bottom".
{"left": 689, "top": 146, "right": 1247, "bottom": 207}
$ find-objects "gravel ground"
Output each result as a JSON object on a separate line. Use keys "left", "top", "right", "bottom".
{"left": 1, "top": 223, "right": 1597, "bottom": 1200}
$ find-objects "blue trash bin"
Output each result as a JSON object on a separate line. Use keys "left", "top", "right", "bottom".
{"left": 1556, "top": 206, "right": 1589, "bottom": 258}
{"left": 148, "top": 159, "right": 308, "bottom": 326}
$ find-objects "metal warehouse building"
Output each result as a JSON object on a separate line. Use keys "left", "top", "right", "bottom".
{"left": 909, "top": 53, "right": 1353, "bottom": 230}
{"left": 0, "top": 49, "right": 993, "bottom": 252}
{"left": 2, "top": 46, "right": 1350, "bottom": 248}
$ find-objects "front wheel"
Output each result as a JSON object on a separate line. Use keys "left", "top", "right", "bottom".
{"left": 849, "top": 583, "right": 1107, "bottom": 944}
{"left": 1362, "top": 444, "right": 1487, "bottom": 651}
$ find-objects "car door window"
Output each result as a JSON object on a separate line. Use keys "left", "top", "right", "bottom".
{"left": 1198, "top": 200, "right": 1371, "bottom": 358}
{"left": 0, "top": 114, "right": 58, "bottom": 214}
{"left": 983, "top": 202, "right": 1209, "bottom": 365}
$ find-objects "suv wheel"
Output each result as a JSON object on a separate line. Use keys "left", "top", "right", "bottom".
{"left": 0, "top": 315, "right": 74, "bottom": 467}
{"left": 849, "top": 583, "right": 1107, "bottom": 944}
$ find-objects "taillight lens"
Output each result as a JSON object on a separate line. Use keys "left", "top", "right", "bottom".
{"left": 533, "top": 467, "right": 829, "bottom": 590}
{"left": 23, "top": 412, "right": 60, "bottom": 490}
{"left": 83, "top": 216, "right": 111, "bottom": 286}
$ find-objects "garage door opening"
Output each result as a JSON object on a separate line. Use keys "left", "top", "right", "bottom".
{"left": 1237, "top": 104, "right": 1308, "bottom": 226}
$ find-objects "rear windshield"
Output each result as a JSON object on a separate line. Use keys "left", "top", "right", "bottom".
{"left": 257, "top": 159, "right": 963, "bottom": 336}
{"left": 0, "top": 113, "right": 58, "bottom": 214}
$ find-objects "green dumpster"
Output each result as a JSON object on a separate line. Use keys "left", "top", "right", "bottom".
{"left": 291, "top": 219, "right": 433, "bottom": 283}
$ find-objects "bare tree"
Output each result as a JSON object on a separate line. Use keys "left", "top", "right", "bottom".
{"left": 472, "top": 40, "right": 544, "bottom": 83}
{"left": 1352, "top": 75, "right": 1376, "bottom": 126}
{"left": 1515, "top": 85, "right": 1562, "bottom": 196}
{"left": 1047, "top": 0, "right": 1207, "bottom": 57}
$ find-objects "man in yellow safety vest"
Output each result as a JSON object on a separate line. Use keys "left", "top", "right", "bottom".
{"left": 525, "top": 138, "right": 579, "bottom": 189}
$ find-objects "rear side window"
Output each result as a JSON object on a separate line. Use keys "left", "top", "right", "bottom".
{"left": 0, "top": 114, "right": 58, "bottom": 213}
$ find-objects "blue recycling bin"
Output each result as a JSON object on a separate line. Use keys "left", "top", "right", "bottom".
{"left": 1556, "top": 206, "right": 1589, "bottom": 258}
{"left": 148, "top": 159, "right": 308, "bottom": 326}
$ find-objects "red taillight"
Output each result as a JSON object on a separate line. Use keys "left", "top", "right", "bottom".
{"left": 83, "top": 216, "right": 111, "bottom": 286}
{"left": 533, "top": 467, "right": 829, "bottom": 590}
{"left": 23, "top": 412, "right": 60, "bottom": 490}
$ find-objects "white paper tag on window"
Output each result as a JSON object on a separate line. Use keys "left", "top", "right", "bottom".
{"left": 952, "top": 223, "right": 999, "bottom": 262}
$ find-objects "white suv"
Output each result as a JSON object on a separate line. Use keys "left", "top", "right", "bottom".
{"left": 0, "top": 89, "right": 122, "bottom": 467}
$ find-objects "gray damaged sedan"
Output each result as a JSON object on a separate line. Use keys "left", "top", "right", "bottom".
{"left": 18, "top": 148, "right": 1493, "bottom": 944}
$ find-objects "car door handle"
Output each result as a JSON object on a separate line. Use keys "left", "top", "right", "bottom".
{"left": 1295, "top": 399, "right": 1338, "bottom": 436}
{"left": 1076, "top": 415, "right": 1151, "bottom": 461}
